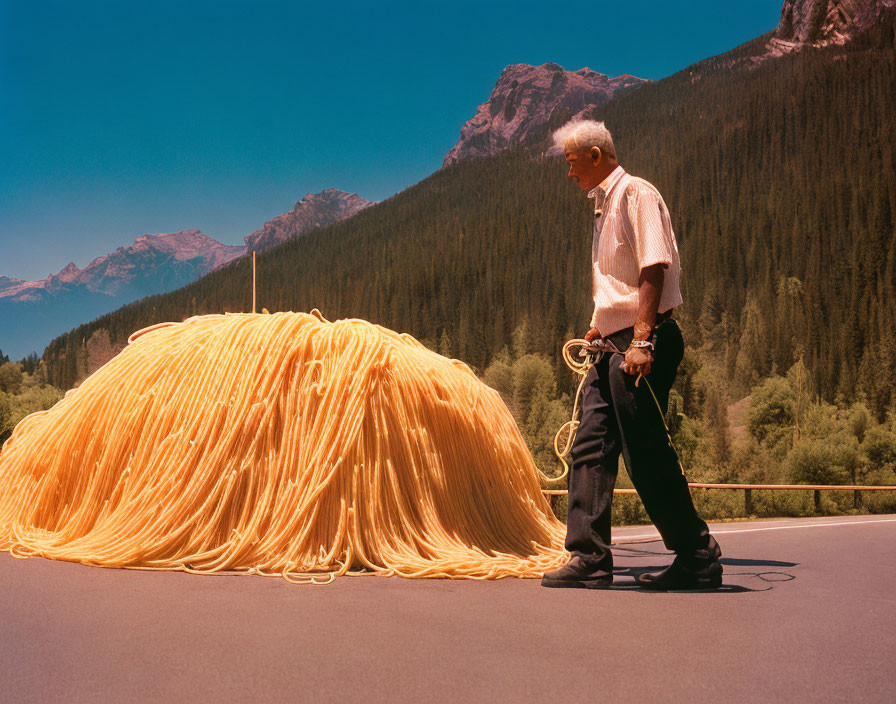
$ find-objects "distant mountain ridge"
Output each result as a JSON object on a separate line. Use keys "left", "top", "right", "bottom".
{"left": 443, "top": 63, "right": 648, "bottom": 166}
{"left": 245, "top": 188, "right": 375, "bottom": 252}
{"left": 0, "top": 228, "right": 246, "bottom": 362}
{"left": 0, "top": 229, "right": 245, "bottom": 304}
{"left": 0, "top": 189, "right": 374, "bottom": 359}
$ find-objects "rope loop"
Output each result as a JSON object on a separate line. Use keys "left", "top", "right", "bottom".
{"left": 538, "top": 339, "right": 598, "bottom": 484}
{"left": 538, "top": 336, "right": 685, "bottom": 486}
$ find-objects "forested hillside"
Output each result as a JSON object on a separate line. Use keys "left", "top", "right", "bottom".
{"left": 588, "top": 19, "right": 896, "bottom": 415}
{"left": 42, "top": 14, "right": 896, "bottom": 424}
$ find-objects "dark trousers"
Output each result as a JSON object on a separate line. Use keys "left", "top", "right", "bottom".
{"left": 565, "top": 318, "right": 713, "bottom": 571}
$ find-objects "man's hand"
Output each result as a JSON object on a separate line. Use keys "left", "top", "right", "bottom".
{"left": 584, "top": 327, "right": 601, "bottom": 342}
{"left": 620, "top": 347, "right": 652, "bottom": 377}
{"left": 621, "top": 262, "right": 664, "bottom": 377}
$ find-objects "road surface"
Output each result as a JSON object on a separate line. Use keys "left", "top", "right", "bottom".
{"left": 2, "top": 514, "right": 894, "bottom": 703}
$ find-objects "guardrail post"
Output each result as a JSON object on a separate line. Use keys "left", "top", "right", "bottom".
{"left": 854, "top": 489, "right": 861, "bottom": 509}
{"left": 744, "top": 488, "right": 753, "bottom": 515}
{"left": 814, "top": 489, "right": 822, "bottom": 513}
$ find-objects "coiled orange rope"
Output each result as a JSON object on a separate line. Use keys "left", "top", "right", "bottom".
{"left": 0, "top": 311, "right": 568, "bottom": 583}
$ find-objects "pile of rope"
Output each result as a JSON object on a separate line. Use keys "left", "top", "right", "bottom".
{"left": 0, "top": 310, "right": 568, "bottom": 583}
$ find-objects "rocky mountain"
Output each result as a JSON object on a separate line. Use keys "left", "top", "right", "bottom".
{"left": 443, "top": 63, "right": 648, "bottom": 166}
{"left": 0, "top": 229, "right": 246, "bottom": 360}
{"left": 244, "top": 188, "right": 375, "bottom": 252}
{"left": 766, "top": 0, "right": 896, "bottom": 58}
{"left": 0, "top": 276, "right": 23, "bottom": 294}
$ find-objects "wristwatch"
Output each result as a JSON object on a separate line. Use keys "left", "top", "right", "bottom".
{"left": 628, "top": 339, "right": 655, "bottom": 353}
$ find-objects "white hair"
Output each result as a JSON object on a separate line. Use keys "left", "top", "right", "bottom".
{"left": 551, "top": 119, "right": 617, "bottom": 159}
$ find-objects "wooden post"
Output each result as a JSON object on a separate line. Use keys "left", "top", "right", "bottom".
{"left": 814, "top": 489, "right": 822, "bottom": 513}
{"left": 744, "top": 488, "right": 753, "bottom": 516}
{"left": 252, "top": 250, "right": 256, "bottom": 314}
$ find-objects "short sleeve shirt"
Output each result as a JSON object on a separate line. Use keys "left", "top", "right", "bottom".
{"left": 587, "top": 165, "right": 683, "bottom": 335}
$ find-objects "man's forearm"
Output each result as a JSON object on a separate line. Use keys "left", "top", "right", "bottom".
{"left": 633, "top": 263, "right": 665, "bottom": 341}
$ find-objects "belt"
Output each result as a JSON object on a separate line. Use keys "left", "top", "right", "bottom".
{"left": 655, "top": 308, "right": 674, "bottom": 325}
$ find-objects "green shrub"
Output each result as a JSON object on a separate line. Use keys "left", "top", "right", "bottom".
{"left": 612, "top": 494, "right": 650, "bottom": 526}
{"left": 748, "top": 376, "right": 795, "bottom": 447}
{"left": 724, "top": 434, "right": 782, "bottom": 485}
{"left": 847, "top": 401, "right": 873, "bottom": 444}
{"left": 0, "top": 392, "right": 11, "bottom": 441}
{"left": 692, "top": 488, "right": 742, "bottom": 520}
{"left": 752, "top": 489, "right": 815, "bottom": 518}
{"left": 786, "top": 437, "right": 854, "bottom": 485}
{"left": 857, "top": 467, "right": 896, "bottom": 513}
{"left": 863, "top": 426, "right": 896, "bottom": 468}
{"left": 0, "top": 362, "right": 24, "bottom": 395}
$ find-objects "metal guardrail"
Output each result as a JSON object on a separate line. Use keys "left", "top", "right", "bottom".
{"left": 542, "top": 483, "right": 896, "bottom": 513}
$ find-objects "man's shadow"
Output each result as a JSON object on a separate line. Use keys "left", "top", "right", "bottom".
{"left": 608, "top": 544, "right": 798, "bottom": 592}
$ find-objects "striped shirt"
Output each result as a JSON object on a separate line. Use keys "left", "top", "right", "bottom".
{"left": 587, "top": 165, "right": 682, "bottom": 336}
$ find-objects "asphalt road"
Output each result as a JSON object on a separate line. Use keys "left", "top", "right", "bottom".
{"left": 2, "top": 514, "right": 894, "bottom": 703}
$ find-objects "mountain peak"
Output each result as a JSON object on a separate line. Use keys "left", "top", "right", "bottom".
{"left": 0, "top": 275, "right": 25, "bottom": 294}
{"left": 56, "top": 262, "right": 81, "bottom": 282}
{"left": 245, "top": 188, "right": 376, "bottom": 252}
{"left": 767, "top": 0, "right": 896, "bottom": 56}
{"left": 443, "top": 62, "right": 648, "bottom": 166}
{"left": 131, "top": 229, "right": 224, "bottom": 258}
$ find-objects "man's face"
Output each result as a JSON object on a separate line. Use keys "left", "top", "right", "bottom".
{"left": 564, "top": 142, "right": 603, "bottom": 192}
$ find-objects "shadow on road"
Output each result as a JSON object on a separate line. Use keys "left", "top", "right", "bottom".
{"left": 609, "top": 566, "right": 796, "bottom": 592}
{"left": 720, "top": 557, "right": 797, "bottom": 567}
{"left": 606, "top": 545, "right": 800, "bottom": 592}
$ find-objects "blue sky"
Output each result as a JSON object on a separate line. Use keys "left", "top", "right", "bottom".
{"left": 1, "top": 0, "right": 783, "bottom": 281}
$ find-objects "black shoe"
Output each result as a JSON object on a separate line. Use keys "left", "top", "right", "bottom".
{"left": 635, "top": 558, "right": 723, "bottom": 590}
{"left": 541, "top": 555, "right": 613, "bottom": 589}
{"left": 636, "top": 535, "right": 723, "bottom": 591}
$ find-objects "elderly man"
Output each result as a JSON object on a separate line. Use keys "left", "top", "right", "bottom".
{"left": 541, "top": 119, "right": 722, "bottom": 590}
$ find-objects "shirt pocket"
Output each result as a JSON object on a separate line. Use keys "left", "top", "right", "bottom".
{"left": 609, "top": 238, "right": 636, "bottom": 280}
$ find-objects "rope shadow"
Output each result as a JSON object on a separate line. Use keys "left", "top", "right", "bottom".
{"left": 609, "top": 540, "right": 799, "bottom": 591}
{"left": 609, "top": 564, "right": 797, "bottom": 593}
{"left": 721, "top": 557, "right": 798, "bottom": 568}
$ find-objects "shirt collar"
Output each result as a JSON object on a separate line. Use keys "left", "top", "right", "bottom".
{"left": 587, "top": 165, "right": 626, "bottom": 200}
